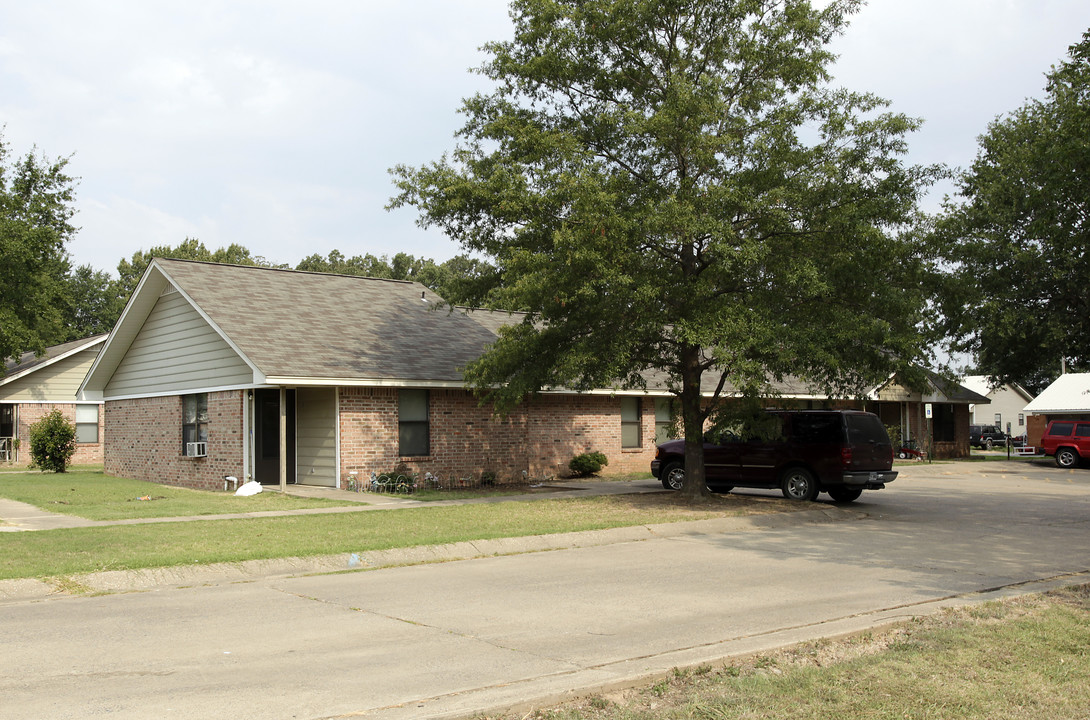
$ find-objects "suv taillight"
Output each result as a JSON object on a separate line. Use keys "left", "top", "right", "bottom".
{"left": 841, "top": 446, "right": 852, "bottom": 467}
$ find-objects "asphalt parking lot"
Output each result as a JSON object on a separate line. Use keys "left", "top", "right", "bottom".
{"left": 1, "top": 459, "right": 1088, "bottom": 720}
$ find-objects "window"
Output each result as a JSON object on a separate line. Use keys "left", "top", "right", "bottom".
{"left": 399, "top": 390, "right": 429, "bottom": 456}
{"left": 1018, "top": 413, "right": 1024, "bottom": 427}
{"left": 75, "top": 405, "right": 99, "bottom": 443}
{"left": 654, "top": 398, "right": 674, "bottom": 444}
{"left": 621, "top": 397, "right": 641, "bottom": 448}
{"left": 1076, "top": 423, "right": 1090, "bottom": 438}
{"left": 182, "top": 394, "right": 208, "bottom": 454}
{"left": 994, "top": 413, "right": 1002, "bottom": 427}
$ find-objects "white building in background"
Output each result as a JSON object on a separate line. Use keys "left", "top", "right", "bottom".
{"left": 961, "top": 375, "right": 1035, "bottom": 437}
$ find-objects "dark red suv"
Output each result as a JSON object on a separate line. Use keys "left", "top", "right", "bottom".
{"left": 1039, "top": 420, "right": 1090, "bottom": 468}
{"left": 650, "top": 410, "right": 897, "bottom": 503}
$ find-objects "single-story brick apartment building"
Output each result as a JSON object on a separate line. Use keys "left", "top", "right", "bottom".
{"left": 3, "top": 335, "right": 107, "bottom": 467}
{"left": 78, "top": 259, "right": 982, "bottom": 491}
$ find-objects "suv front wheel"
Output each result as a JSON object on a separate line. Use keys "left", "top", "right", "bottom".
{"left": 661, "top": 462, "right": 685, "bottom": 490}
{"left": 781, "top": 467, "right": 819, "bottom": 502}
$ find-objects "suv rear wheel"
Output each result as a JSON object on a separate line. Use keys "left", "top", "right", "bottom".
{"left": 827, "top": 487, "right": 863, "bottom": 503}
{"left": 780, "top": 467, "right": 819, "bottom": 502}
{"left": 661, "top": 462, "right": 685, "bottom": 490}
{"left": 1056, "top": 448, "right": 1080, "bottom": 469}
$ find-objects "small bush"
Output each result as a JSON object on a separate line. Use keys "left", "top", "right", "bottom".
{"left": 28, "top": 409, "right": 77, "bottom": 473}
{"left": 569, "top": 451, "right": 609, "bottom": 477}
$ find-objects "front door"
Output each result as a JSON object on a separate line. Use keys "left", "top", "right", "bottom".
{"left": 254, "top": 389, "right": 296, "bottom": 485}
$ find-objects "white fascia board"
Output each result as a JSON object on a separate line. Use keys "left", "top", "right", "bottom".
{"left": 6, "top": 399, "right": 104, "bottom": 405}
{"left": 3, "top": 336, "right": 106, "bottom": 388}
{"left": 263, "top": 377, "right": 468, "bottom": 389}
{"left": 100, "top": 382, "right": 261, "bottom": 403}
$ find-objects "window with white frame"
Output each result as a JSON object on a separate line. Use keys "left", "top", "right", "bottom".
{"left": 621, "top": 397, "right": 641, "bottom": 448}
{"left": 399, "top": 389, "right": 430, "bottom": 456}
{"left": 1018, "top": 413, "right": 1024, "bottom": 427}
{"left": 994, "top": 413, "right": 1002, "bottom": 427}
{"left": 75, "top": 405, "right": 99, "bottom": 443}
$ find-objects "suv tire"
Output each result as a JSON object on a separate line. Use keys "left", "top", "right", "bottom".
{"left": 1056, "top": 448, "right": 1079, "bottom": 469}
{"left": 780, "top": 467, "right": 819, "bottom": 501}
{"left": 983, "top": 438, "right": 993, "bottom": 450}
{"left": 827, "top": 487, "right": 863, "bottom": 503}
{"left": 661, "top": 462, "right": 685, "bottom": 490}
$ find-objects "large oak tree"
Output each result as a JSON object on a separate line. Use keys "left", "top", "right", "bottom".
{"left": 392, "top": 0, "right": 941, "bottom": 499}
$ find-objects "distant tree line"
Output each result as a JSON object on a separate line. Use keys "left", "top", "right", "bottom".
{"left": 1, "top": 130, "right": 495, "bottom": 368}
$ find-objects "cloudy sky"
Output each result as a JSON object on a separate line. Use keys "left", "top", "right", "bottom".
{"left": 2, "top": 1, "right": 1088, "bottom": 277}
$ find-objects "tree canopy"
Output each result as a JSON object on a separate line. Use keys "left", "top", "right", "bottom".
{"left": 933, "top": 31, "right": 1090, "bottom": 394}
{"left": 296, "top": 249, "right": 493, "bottom": 305}
{"left": 392, "top": 0, "right": 942, "bottom": 498}
{"left": 0, "top": 132, "right": 77, "bottom": 366}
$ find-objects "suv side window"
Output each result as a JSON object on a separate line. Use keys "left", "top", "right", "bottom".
{"left": 1075, "top": 423, "right": 1090, "bottom": 438}
{"left": 1050, "top": 422, "right": 1075, "bottom": 437}
{"left": 791, "top": 414, "right": 841, "bottom": 444}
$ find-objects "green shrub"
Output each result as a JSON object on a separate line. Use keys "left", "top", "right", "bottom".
{"left": 568, "top": 451, "right": 609, "bottom": 477}
{"left": 28, "top": 409, "right": 77, "bottom": 473}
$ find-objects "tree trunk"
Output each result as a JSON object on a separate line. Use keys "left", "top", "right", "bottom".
{"left": 679, "top": 343, "right": 710, "bottom": 502}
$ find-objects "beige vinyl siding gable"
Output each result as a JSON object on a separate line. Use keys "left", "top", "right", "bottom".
{"left": 0, "top": 349, "right": 99, "bottom": 402}
{"left": 295, "top": 388, "right": 337, "bottom": 487}
{"left": 105, "top": 292, "right": 254, "bottom": 397}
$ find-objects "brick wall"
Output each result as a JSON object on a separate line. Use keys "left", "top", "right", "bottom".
{"left": 6, "top": 403, "right": 104, "bottom": 467}
{"left": 902, "top": 402, "right": 970, "bottom": 459}
{"left": 338, "top": 389, "right": 658, "bottom": 482}
{"left": 105, "top": 391, "right": 245, "bottom": 490}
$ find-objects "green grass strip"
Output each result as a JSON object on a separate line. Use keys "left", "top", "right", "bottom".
{"left": 485, "top": 586, "right": 1090, "bottom": 720}
{"left": 0, "top": 494, "right": 753, "bottom": 580}
{"left": 0, "top": 471, "right": 351, "bottom": 520}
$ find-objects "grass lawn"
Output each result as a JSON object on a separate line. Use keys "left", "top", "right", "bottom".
{"left": 0, "top": 470, "right": 355, "bottom": 520}
{"left": 0, "top": 475, "right": 798, "bottom": 580}
{"left": 482, "top": 584, "right": 1090, "bottom": 720}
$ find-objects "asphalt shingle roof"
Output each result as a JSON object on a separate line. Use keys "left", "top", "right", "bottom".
{"left": 157, "top": 259, "right": 504, "bottom": 383}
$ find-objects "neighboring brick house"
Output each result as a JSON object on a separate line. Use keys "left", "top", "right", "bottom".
{"left": 79, "top": 259, "right": 982, "bottom": 491}
{"left": 1023, "top": 373, "right": 1090, "bottom": 447}
{"left": 1, "top": 335, "right": 107, "bottom": 467}
{"left": 869, "top": 372, "right": 987, "bottom": 459}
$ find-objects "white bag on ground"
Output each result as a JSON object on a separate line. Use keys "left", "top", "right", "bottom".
{"left": 235, "top": 480, "right": 263, "bottom": 496}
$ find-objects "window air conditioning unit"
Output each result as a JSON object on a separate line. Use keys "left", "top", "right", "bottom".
{"left": 185, "top": 442, "right": 208, "bottom": 458}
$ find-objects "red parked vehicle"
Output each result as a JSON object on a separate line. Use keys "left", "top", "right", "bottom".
{"left": 1039, "top": 420, "right": 1090, "bottom": 468}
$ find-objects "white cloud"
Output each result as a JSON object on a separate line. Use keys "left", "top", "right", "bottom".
{"left": 2, "top": 0, "right": 1087, "bottom": 274}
